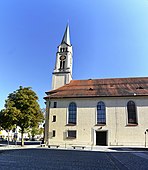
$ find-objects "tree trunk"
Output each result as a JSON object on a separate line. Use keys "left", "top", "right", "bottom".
{"left": 7, "top": 130, "right": 10, "bottom": 145}
{"left": 21, "top": 129, "right": 24, "bottom": 146}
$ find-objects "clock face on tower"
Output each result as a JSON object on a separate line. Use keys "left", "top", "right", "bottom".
{"left": 60, "top": 55, "right": 66, "bottom": 61}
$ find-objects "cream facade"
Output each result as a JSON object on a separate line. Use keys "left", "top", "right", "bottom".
{"left": 45, "top": 97, "right": 148, "bottom": 148}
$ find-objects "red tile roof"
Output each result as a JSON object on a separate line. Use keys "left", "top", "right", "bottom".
{"left": 44, "top": 77, "right": 148, "bottom": 99}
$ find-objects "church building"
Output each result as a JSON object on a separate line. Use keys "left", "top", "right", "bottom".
{"left": 44, "top": 25, "right": 148, "bottom": 148}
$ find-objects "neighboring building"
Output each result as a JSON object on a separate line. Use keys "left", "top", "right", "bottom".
{"left": 0, "top": 128, "right": 30, "bottom": 142}
{"left": 44, "top": 25, "right": 148, "bottom": 148}
{"left": 0, "top": 130, "right": 9, "bottom": 141}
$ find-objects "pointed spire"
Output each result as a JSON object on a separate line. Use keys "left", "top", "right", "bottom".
{"left": 61, "top": 24, "right": 71, "bottom": 46}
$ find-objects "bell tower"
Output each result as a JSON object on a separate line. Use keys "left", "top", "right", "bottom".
{"left": 52, "top": 24, "right": 73, "bottom": 90}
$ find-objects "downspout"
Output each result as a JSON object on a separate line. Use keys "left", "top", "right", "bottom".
{"left": 45, "top": 98, "right": 51, "bottom": 146}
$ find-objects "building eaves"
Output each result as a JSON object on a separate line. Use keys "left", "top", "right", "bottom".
{"left": 44, "top": 77, "right": 148, "bottom": 100}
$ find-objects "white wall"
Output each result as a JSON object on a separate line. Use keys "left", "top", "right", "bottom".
{"left": 45, "top": 96, "right": 148, "bottom": 147}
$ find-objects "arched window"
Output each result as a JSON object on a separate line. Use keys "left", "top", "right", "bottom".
{"left": 127, "top": 101, "right": 137, "bottom": 124}
{"left": 68, "top": 102, "right": 77, "bottom": 124}
{"left": 60, "top": 60, "right": 65, "bottom": 70}
{"left": 97, "top": 101, "right": 106, "bottom": 124}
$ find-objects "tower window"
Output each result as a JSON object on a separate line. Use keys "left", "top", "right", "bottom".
{"left": 60, "top": 60, "right": 65, "bottom": 70}
{"left": 53, "top": 102, "right": 57, "bottom": 108}
{"left": 60, "top": 61, "right": 62, "bottom": 69}
{"left": 60, "top": 48, "right": 66, "bottom": 52}
{"left": 63, "top": 60, "right": 65, "bottom": 69}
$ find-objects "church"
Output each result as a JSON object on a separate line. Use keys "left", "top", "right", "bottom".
{"left": 44, "top": 25, "right": 148, "bottom": 149}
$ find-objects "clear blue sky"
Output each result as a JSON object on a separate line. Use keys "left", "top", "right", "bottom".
{"left": 0, "top": 0, "right": 148, "bottom": 110}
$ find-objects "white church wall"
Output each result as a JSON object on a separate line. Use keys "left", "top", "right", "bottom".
{"left": 47, "top": 96, "right": 148, "bottom": 148}
{"left": 46, "top": 98, "right": 148, "bottom": 147}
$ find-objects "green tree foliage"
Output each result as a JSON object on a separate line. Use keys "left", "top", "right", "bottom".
{"left": 30, "top": 126, "right": 44, "bottom": 140}
{"left": 0, "top": 86, "right": 44, "bottom": 146}
{"left": 0, "top": 107, "right": 19, "bottom": 130}
{"left": 0, "top": 107, "right": 20, "bottom": 144}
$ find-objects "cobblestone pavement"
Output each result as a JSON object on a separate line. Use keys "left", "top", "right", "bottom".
{"left": 0, "top": 148, "right": 148, "bottom": 170}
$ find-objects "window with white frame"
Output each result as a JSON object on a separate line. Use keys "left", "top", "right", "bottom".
{"left": 67, "top": 130, "right": 76, "bottom": 139}
{"left": 127, "top": 101, "right": 137, "bottom": 124}
{"left": 68, "top": 102, "right": 77, "bottom": 124}
{"left": 97, "top": 101, "right": 106, "bottom": 124}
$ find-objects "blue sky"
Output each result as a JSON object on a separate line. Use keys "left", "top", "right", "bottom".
{"left": 0, "top": 0, "right": 148, "bottom": 110}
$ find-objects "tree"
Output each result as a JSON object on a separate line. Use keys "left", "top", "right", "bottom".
{"left": 0, "top": 86, "right": 44, "bottom": 146}
{"left": 30, "top": 126, "right": 44, "bottom": 140}
{"left": 0, "top": 107, "right": 19, "bottom": 144}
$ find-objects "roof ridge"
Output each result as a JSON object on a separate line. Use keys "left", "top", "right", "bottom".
{"left": 71, "top": 77, "right": 148, "bottom": 81}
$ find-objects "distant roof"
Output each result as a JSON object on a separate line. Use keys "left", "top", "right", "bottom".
{"left": 44, "top": 77, "right": 148, "bottom": 99}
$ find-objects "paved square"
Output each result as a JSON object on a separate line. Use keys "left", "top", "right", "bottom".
{"left": 0, "top": 148, "right": 148, "bottom": 169}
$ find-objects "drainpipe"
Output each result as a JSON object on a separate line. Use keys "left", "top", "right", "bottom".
{"left": 145, "top": 129, "right": 148, "bottom": 147}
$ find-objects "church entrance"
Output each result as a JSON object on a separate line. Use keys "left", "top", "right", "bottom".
{"left": 96, "top": 131, "right": 107, "bottom": 146}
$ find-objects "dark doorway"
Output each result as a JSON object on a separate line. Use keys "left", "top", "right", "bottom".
{"left": 96, "top": 131, "right": 107, "bottom": 146}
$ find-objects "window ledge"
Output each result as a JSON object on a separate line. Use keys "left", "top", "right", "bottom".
{"left": 66, "top": 123, "right": 76, "bottom": 126}
{"left": 66, "top": 137, "right": 76, "bottom": 139}
{"left": 95, "top": 123, "right": 106, "bottom": 126}
{"left": 126, "top": 124, "right": 138, "bottom": 126}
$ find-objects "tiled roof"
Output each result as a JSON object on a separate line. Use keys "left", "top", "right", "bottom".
{"left": 44, "top": 77, "right": 148, "bottom": 99}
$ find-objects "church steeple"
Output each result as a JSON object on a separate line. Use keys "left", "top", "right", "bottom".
{"left": 61, "top": 24, "right": 71, "bottom": 46}
{"left": 51, "top": 25, "right": 73, "bottom": 90}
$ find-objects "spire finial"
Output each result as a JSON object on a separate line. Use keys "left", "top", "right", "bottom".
{"left": 61, "top": 24, "right": 71, "bottom": 46}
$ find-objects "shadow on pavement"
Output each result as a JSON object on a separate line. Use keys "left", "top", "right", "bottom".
{"left": 0, "top": 141, "right": 41, "bottom": 146}
{"left": 108, "top": 147, "right": 148, "bottom": 151}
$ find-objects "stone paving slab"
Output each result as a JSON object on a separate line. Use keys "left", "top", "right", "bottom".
{"left": 0, "top": 148, "right": 148, "bottom": 169}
